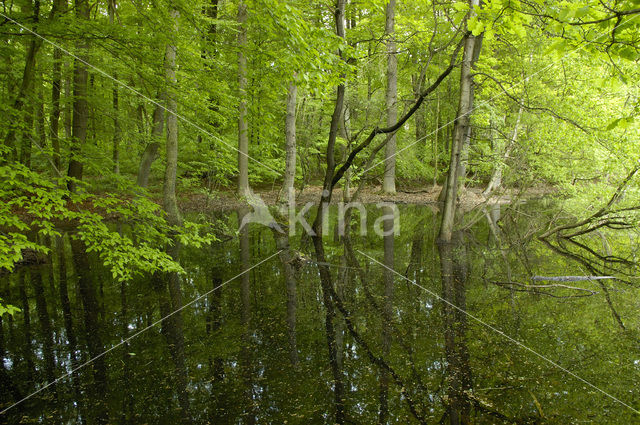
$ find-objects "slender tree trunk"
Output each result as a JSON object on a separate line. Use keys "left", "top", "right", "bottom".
{"left": 280, "top": 78, "right": 297, "bottom": 203}
{"left": 412, "top": 73, "right": 427, "bottom": 160}
{"left": 119, "top": 280, "right": 133, "bottom": 424}
{"left": 378, "top": 205, "right": 395, "bottom": 424}
{"left": 33, "top": 269, "right": 56, "bottom": 388}
{"left": 238, "top": 207, "right": 256, "bottom": 424}
{"left": 206, "top": 267, "right": 224, "bottom": 380}
{"left": 19, "top": 271, "right": 35, "bottom": 383}
{"left": 456, "top": 125, "right": 472, "bottom": 190}
{"left": 237, "top": 0, "right": 250, "bottom": 196}
{"left": 382, "top": 0, "right": 397, "bottom": 194}
{"left": 19, "top": 102, "right": 34, "bottom": 167}
{"left": 50, "top": 0, "right": 65, "bottom": 170}
{"left": 483, "top": 105, "right": 523, "bottom": 196}
{"left": 35, "top": 82, "right": 47, "bottom": 151}
{"left": 310, "top": 1, "right": 347, "bottom": 422}
{"left": 275, "top": 77, "right": 300, "bottom": 363}
{"left": 71, "top": 240, "right": 109, "bottom": 425}
{"left": 67, "top": 0, "right": 91, "bottom": 192}
{"left": 203, "top": 0, "right": 221, "bottom": 130}
{"left": 161, "top": 11, "right": 191, "bottom": 422}
{"left": 0, "top": 314, "right": 22, "bottom": 402}
{"left": 438, "top": 2, "right": 480, "bottom": 242}
{"left": 63, "top": 61, "right": 72, "bottom": 142}
{"left": 3, "top": 0, "right": 42, "bottom": 162}
{"left": 57, "top": 235, "right": 82, "bottom": 419}
{"left": 163, "top": 10, "right": 181, "bottom": 226}
{"left": 164, "top": 242, "right": 191, "bottom": 423}
{"left": 207, "top": 265, "right": 225, "bottom": 423}
{"left": 136, "top": 96, "right": 164, "bottom": 188}
{"left": 274, "top": 233, "right": 299, "bottom": 366}
{"left": 438, "top": 234, "right": 472, "bottom": 425}
{"left": 433, "top": 93, "right": 440, "bottom": 186}
{"left": 109, "top": 0, "right": 120, "bottom": 174}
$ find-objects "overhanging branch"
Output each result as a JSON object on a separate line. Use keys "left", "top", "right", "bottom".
{"left": 330, "top": 35, "right": 467, "bottom": 189}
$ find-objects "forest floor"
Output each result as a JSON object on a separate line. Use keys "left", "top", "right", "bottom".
{"left": 180, "top": 184, "right": 551, "bottom": 212}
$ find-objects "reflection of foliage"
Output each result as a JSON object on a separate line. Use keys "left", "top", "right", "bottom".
{"left": 0, "top": 163, "right": 217, "bottom": 280}
{"left": 539, "top": 166, "right": 640, "bottom": 280}
{"left": 2, "top": 204, "right": 639, "bottom": 423}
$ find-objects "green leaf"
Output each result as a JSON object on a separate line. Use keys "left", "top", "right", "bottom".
{"left": 606, "top": 118, "right": 622, "bottom": 130}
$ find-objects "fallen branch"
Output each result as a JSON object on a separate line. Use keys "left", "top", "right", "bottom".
{"left": 531, "top": 276, "right": 615, "bottom": 282}
{"left": 493, "top": 281, "right": 597, "bottom": 298}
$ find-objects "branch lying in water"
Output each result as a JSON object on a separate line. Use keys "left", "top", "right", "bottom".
{"left": 531, "top": 275, "right": 615, "bottom": 281}
{"left": 493, "top": 281, "right": 598, "bottom": 298}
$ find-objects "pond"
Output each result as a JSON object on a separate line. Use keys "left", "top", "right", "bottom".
{"left": 1, "top": 201, "right": 639, "bottom": 424}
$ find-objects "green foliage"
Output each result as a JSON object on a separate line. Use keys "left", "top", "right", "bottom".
{"left": 1, "top": 0, "right": 640, "bottom": 289}
{"left": 0, "top": 162, "right": 216, "bottom": 280}
{"left": 0, "top": 297, "right": 21, "bottom": 316}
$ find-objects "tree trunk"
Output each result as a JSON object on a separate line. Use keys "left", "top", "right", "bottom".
{"left": 310, "top": 1, "right": 347, "bottom": 422}
{"left": 279, "top": 78, "right": 297, "bottom": 203}
{"left": 50, "top": 0, "right": 65, "bottom": 171}
{"left": 136, "top": 97, "right": 164, "bottom": 188}
{"left": 33, "top": 269, "right": 56, "bottom": 388}
{"left": 161, "top": 11, "right": 191, "bottom": 422}
{"left": 238, "top": 207, "right": 256, "bottom": 424}
{"left": 67, "top": 0, "right": 91, "bottom": 192}
{"left": 237, "top": 0, "right": 250, "bottom": 196}
{"left": 274, "top": 232, "right": 300, "bottom": 366}
{"left": 206, "top": 266, "right": 224, "bottom": 381}
{"left": 413, "top": 79, "right": 426, "bottom": 160}
{"left": 63, "top": 61, "right": 72, "bottom": 141}
{"left": 35, "top": 80, "right": 47, "bottom": 151}
{"left": 378, "top": 205, "right": 395, "bottom": 424}
{"left": 109, "top": 0, "right": 120, "bottom": 174}
{"left": 19, "top": 271, "right": 35, "bottom": 383}
{"left": 456, "top": 124, "right": 472, "bottom": 189}
{"left": 3, "top": 0, "right": 42, "bottom": 162}
{"left": 438, "top": 233, "right": 472, "bottom": 425}
{"left": 433, "top": 93, "right": 440, "bottom": 186}
{"left": 438, "top": 1, "right": 481, "bottom": 242}
{"left": 19, "top": 102, "right": 34, "bottom": 167}
{"left": 382, "top": 0, "right": 397, "bottom": 194}
{"left": 71, "top": 240, "right": 109, "bottom": 425}
{"left": 57, "top": 235, "right": 82, "bottom": 417}
{"left": 275, "top": 77, "right": 300, "bottom": 363}
{"left": 163, "top": 9, "right": 181, "bottom": 227}
{"left": 483, "top": 105, "right": 523, "bottom": 196}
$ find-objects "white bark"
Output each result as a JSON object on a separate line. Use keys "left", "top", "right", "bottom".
{"left": 483, "top": 105, "right": 523, "bottom": 197}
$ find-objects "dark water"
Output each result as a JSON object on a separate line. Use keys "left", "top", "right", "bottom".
{"left": 1, "top": 202, "right": 639, "bottom": 424}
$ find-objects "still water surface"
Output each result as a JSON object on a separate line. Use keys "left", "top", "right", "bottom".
{"left": 1, "top": 202, "right": 639, "bottom": 424}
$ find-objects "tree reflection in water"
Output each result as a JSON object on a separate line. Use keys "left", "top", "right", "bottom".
{"left": 1, "top": 202, "right": 639, "bottom": 424}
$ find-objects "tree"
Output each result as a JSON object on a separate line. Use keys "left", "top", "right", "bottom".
{"left": 383, "top": 0, "right": 398, "bottom": 194}
{"left": 237, "top": 0, "right": 250, "bottom": 196}
{"left": 439, "top": 0, "right": 481, "bottom": 243}
{"left": 67, "top": 0, "right": 91, "bottom": 192}
{"left": 281, "top": 78, "right": 297, "bottom": 202}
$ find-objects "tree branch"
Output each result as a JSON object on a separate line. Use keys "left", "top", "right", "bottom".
{"left": 330, "top": 36, "right": 466, "bottom": 189}
{"left": 472, "top": 71, "right": 591, "bottom": 133}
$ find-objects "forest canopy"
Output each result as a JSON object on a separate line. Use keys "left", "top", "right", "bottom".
{"left": 0, "top": 0, "right": 639, "bottom": 274}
